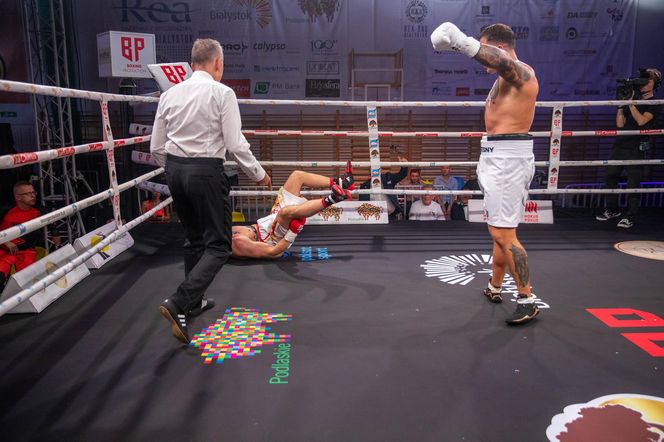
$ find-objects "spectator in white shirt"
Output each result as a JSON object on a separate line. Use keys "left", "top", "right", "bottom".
{"left": 409, "top": 185, "right": 445, "bottom": 220}
{"left": 151, "top": 38, "right": 271, "bottom": 345}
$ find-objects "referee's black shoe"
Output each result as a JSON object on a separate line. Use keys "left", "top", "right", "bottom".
{"left": 189, "top": 298, "right": 215, "bottom": 317}
{"left": 160, "top": 299, "right": 190, "bottom": 344}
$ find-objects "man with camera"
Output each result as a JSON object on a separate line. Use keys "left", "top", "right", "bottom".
{"left": 596, "top": 68, "right": 662, "bottom": 228}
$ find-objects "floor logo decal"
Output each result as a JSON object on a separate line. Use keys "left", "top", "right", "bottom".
{"left": 546, "top": 394, "right": 664, "bottom": 441}
{"left": 191, "top": 307, "right": 292, "bottom": 365}
{"left": 614, "top": 241, "right": 664, "bottom": 261}
{"left": 421, "top": 253, "right": 493, "bottom": 285}
{"left": 421, "top": 253, "right": 549, "bottom": 308}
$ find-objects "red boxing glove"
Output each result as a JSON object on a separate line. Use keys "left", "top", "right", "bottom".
{"left": 284, "top": 217, "right": 306, "bottom": 243}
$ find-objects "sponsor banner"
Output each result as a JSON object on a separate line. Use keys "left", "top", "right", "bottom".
{"left": 97, "top": 31, "right": 156, "bottom": 78}
{"left": 76, "top": 0, "right": 635, "bottom": 100}
{"left": 147, "top": 62, "right": 192, "bottom": 91}
{"left": 306, "top": 60, "right": 340, "bottom": 75}
{"left": 222, "top": 79, "right": 251, "bottom": 98}
{"left": 305, "top": 79, "right": 340, "bottom": 98}
{"left": 403, "top": 0, "right": 429, "bottom": 39}
{"left": 0, "top": 245, "right": 90, "bottom": 314}
{"left": 468, "top": 199, "right": 554, "bottom": 224}
{"left": 73, "top": 221, "right": 135, "bottom": 269}
{"left": 252, "top": 80, "right": 302, "bottom": 97}
{"left": 307, "top": 201, "right": 388, "bottom": 224}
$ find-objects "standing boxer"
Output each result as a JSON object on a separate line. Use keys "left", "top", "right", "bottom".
{"left": 431, "top": 23, "right": 540, "bottom": 324}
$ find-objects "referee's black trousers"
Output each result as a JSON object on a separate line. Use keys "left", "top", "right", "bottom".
{"left": 165, "top": 154, "right": 232, "bottom": 313}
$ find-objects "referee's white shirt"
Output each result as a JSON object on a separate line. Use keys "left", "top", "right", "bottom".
{"left": 150, "top": 70, "right": 265, "bottom": 182}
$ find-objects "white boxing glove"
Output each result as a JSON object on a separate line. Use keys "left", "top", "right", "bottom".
{"left": 430, "top": 22, "right": 481, "bottom": 58}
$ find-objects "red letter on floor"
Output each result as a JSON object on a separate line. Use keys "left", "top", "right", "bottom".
{"left": 622, "top": 333, "right": 664, "bottom": 357}
{"left": 586, "top": 308, "right": 664, "bottom": 328}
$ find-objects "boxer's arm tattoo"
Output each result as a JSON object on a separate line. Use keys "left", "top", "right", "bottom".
{"left": 509, "top": 244, "right": 530, "bottom": 287}
{"left": 474, "top": 45, "right": 531, "bottom": 86}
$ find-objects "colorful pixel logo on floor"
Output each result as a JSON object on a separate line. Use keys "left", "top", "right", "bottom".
{"left": 190, "top": 307, "right": 292, "bottom": 365}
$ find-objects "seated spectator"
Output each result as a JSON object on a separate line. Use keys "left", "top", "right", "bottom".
{"left": 399, "top": 168, "right": 422, "bottom": 186}
{"left": 433, "top": 165, "right": 461, "bottom": 219}
{"left": 409, "top": 185, "right": 445, "bottom": 220}
{"left": 359, "top": 154, "right": 409, "bottom": 219}
{"left": 141, "top": 191, "right": 171, "bottom": 222}
{"left": 450, "top": 179, "right": 482, "bottom": 220}
{"left": 397, "top": 168, "right": 423, "bottom": 218}
{"left": 462, "top": 177, "right": 481, "bottom": 199}
{"left": 0, "top": 181, "right": 57, "bottom": 291}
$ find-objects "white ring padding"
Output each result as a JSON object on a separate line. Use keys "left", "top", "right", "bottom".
{"left": 237, "top": 98, "right": 664, "bottom": 108}
{"left": 137, "top": 181, "right": 171, "bottom": 196}
{"left": 0, "top": 79, "right": 159, "bottom": 103}
{"left": 229, "top": 188, "right": 664, "bottom": 197}
{"left": 0, "top": 136, "right": 151, "bottom": 170}
{"left": 0, "top": 168, "right": 164, "bottom": 244}
{"left": 0, "top": 198, "right": 172, "bottom": 318}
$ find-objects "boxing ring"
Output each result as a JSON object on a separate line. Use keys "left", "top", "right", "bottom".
{"left": 1, "top": 79, "right": 663, "bottom": 441}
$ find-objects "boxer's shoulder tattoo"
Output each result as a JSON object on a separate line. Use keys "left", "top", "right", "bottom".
{"left": 488, "top": 80, "right": 499, "bottom": 103}
{"left": 474, "top": 45, "right": 532, "bottom": 86}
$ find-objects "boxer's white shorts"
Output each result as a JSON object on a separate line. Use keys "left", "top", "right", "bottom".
{"left": 477, "top": 136, "right": 535, "bottom": 228}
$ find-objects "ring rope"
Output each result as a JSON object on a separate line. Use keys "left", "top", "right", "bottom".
{"left": 0, "top": 198, "right": 172, "bottom": 318}
{"left": 236, "top": 98, "right": 664, "bottom": 108}
{"left": 240, "top": 129, "right": 663, "bottom": 138}
{"left": 0, "top": 136, "right": 151, "bottom": 169}
{"left": 4, "top": 79, "right": 663, "bottom": 108}
{"left": 0, "top": 79, "right": 159, "bottom": 103}
{"left": 0, "top": 168, "right": 164, "bottom": 244}
{"left": 130, "top": 154, "right": 664, "bottom": 169}
{"left": 229, "top": 188, "right": 664, "bottom": 197}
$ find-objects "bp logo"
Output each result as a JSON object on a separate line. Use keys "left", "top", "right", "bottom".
{"left": 421, "top": 253, "right": 550, "bottom": 307}
{"left": 406, "top": 0, "right": 428, "bottom": 23}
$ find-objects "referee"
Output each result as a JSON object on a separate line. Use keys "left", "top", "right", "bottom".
{"left": 150, "top": 39, "right": 271, "bottom": 344}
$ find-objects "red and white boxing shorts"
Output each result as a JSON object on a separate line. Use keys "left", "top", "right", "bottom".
{"left": 256, "top": 187, "right": 308, "bottom": 245}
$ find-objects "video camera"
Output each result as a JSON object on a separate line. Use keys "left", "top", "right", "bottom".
{"left": 615, "top": 68, "right": 651, "bottom": 100}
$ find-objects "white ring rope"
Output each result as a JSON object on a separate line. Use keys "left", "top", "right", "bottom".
{"left": 236, "top": 98, "right": 664, "bottom": 108}
{"left": 0, "top": 136, "right": 150, "bottom": 169}
{"left": 3, "top": 79, "right": 661, "bottom": 108}
{"left": 240, "top": 129, "right": 663, "bottom": 138}
{"left": 230, "top": 188, "right": 664, "bottom": 197}
{"left": 0, "top": 168, "right": 164, "bottom": 244}
{"left": 0, "top": 79, "right": 159, "bottom": 103}
{"left": 0, "top": 198, "right": 172, "bottom": 317}
{"left": 131, "top": 155, "right": 664, "bottom": 169}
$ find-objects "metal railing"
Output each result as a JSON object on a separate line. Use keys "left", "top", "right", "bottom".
{"left": 561, "top": 182, "right": 664, "bottom": 208}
